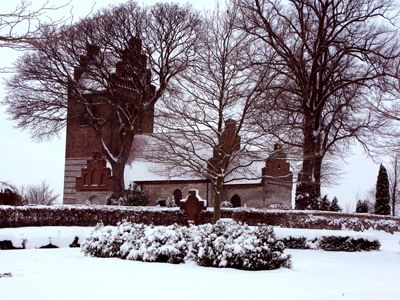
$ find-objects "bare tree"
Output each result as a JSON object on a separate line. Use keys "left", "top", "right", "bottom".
{"left": 0, "top": 0, "right": 70, "bottom": 50}
{"left": 2, "top": 1, "right": 203, "bottom": 199}
{"left": 22, "top": 180, "right": 59, "bottom": 205}
{"left": 145, "top": 4, "right": 278, "bottom": 222}
{"left": 238, "top": 0, "right": 400, "bottom": 209}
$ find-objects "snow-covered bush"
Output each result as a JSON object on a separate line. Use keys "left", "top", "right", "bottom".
{"left": 281, "top": 236, "right": 310, "bottom": 249}
{"left": 187, "top": 221, "right": 291, "bottom": 270}
{"left": 107, "top": 183, "right": 150, "bottom": 206}
{"left": 156, "top": 199, "right": 167, "bottom": 207}
{"left": 123, "top": 223, "right": 189, "bottom": 264}
{"left": 81, "top": 222, "right": 129, "bottom": 257}
{"left": 281, "top": 235, "right": 380, "bottom": 251}
{"left": 268, "top": 204, "right": 292, "bottom": 210}
{"left": 166, "top": 198, "right": 177, "bottom": 208}
{"left": 81, "top": 220, "right": 292, "bottom": 271}
{"left": 318, "top": 236, "right": 380, "bottom": 252}
{"left": 156, "top": 198, "right": 177, "bottom": 208}
{"left": 221, "top": 201, "right": 233, "bottom": 208}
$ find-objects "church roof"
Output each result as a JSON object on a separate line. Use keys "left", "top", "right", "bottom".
{"left": 125, "top": 134, "right": 266, "bottom": 185}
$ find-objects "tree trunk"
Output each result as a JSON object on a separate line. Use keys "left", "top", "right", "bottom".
{"left": 110, "top": 161, "right": 126, "bottom": 200}
{"left": 314, "top": 155, "right": 322, "bottom": 199}
{"left": 213, "top": 176, "right": 224, "bottom": 224}
{"left": 97, "top": 129, "right": 134, "bottom": 201}
{"left": 297, "top": 115, "right": 323, "bottom": 209}
{"left": 297, "top": 122, "right": 315, "bottom": 210}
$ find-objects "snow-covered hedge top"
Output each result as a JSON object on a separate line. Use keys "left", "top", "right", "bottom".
{"left": 0, "top": 205, "right": 186, "bottom": 228}
{"left": 0, "top": 205, "right": 399, "bottom": 233}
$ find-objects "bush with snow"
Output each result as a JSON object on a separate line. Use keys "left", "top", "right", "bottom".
{"left": 81, "top": 222, "right": 127, "bottom": 257}
{"left": 281, "top": 235, "right": 380, "bottom": 251}
{"left": 156, "top": 198, "right": 167, "bottom": 207}
{"left": 280, "top": 236, "right": 310, "bottom": 249}
{"left": 221, "top": 201, "right": 233, "bottom": 208}
{"left": 81, "top": 220, "right": 292, "bottom": 271}
{"left": 318, "top": 236, "right": 380, "bottom": 251}
{"left": 107, "top": 182, "right": 150, "bottom": 206}
{"left": 156, "top": 198, "right": 177, "bottom": 208}
{"left": 188, "top": 221, "right": 292, "bottom": 270}
{"left": 122, "top": 223, "right": 189, "bottom": 264}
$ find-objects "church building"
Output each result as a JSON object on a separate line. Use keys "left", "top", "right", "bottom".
{"left": 63, "top": 39, "right": 293, "bottom": 208}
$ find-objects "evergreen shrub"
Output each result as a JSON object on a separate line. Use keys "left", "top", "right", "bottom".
{"left": 281, "top": 235, "right": 380, "bottom": 251}
{"left": 107, "top": 183, "right": 150, "bottom": 206}
{"left": 355, "top": 200, "right": 369, "bottom": 213}
{"left": 318, "top": 236, "right": 381, "bottom": 251}
{"left": 281, "top": 236, "right": 310, "bottom": 249}
{"left": 156, "top": 199, "right": 167, "bottom": 207}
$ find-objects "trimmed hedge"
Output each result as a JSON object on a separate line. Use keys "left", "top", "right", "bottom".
{"left": 0, "top": 205, "right": 399, "bottom": 233}
{"left": 0, "top": 205, "right": 186, "bottom": 228}
{"left": 227, "top": 209, "right": 400, "bottom": 233}
{"left": 281, "top": 236, "right": 381, "bottom": 252}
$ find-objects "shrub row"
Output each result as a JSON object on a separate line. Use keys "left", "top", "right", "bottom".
{"left": 81, "top": 220, "right": 292, "bottom": 271}
{"left": 0, "top": 205, "right": 186, "bottom": 228}
{"left": 281, "top": 236, "right": 381, "bottom": 251}
{"left": 226, "top": 209, "right": 400, "bottom": 233}
{"left": 0, "top": 205, "right": 399, "bottom": 233}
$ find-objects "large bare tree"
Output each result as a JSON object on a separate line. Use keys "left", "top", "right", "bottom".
{"left": 2, "top": 1, "right": 203, "bottom": 199}
{"left": 145, "top": 4, "right": 278, "bottom": 222}
{"left": 0, "top": 0, "right": 70, "bottom": 50}
{"left": 238, "top": 0, "right": 400, "bottom": 209}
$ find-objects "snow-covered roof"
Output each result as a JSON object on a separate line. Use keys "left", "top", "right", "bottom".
{"left": 125, "top": 134, "right": 266, "bottom": 185}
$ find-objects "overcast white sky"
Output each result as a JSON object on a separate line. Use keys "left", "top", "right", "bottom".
{"left": 0, "top": 0, "right": 384, "bottom": 209}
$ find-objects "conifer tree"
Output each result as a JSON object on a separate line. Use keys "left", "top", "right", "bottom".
{"left": 309, "top": 189, "right": 320, "bottom": 210}
{"left": 355, "top": 200, "right": 369, "bottom": 213}
{"left": 320, "top": 195, "right": 331, "bottom": 211}
{"left": 329, "top": 197, "right": 342, "bottom": 212}
{"left": 374, "top": 164, "right": 391, "bottom": 215}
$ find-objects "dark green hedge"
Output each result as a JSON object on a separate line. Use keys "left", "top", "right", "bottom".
{"left": 0, "top": 206, "right": 186, "bottom": 228}
{"left": 281, "top": 235, "right": 381, "bottom": 251}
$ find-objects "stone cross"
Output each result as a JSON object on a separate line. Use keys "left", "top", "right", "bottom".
{"left": 180, "top": 190, "right": 207, "bottom": 226}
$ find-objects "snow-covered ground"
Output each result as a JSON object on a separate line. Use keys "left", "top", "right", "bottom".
{"left": 0, "top": 226, "right": 399, "bottom": 300}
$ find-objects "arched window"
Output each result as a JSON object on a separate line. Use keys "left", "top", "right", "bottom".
{"left": 89, "top": 196, "right": 100, "bottom": 205}
{"left": 173, "top": 189, "right": 182, "bottom": 206}
{"left": 100, "top": 173, "right": 105, "bottom": 186}
{"left": 231, "top": 194, "right": 241, "bottom": 208}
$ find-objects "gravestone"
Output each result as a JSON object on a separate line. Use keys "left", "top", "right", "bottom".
{"left": 180, "top": 190, "right": 207, "bottom": 226}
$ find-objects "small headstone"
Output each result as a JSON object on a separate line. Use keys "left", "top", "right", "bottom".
{"left": 69, "top": 236, "right": 81, "bottom": 248}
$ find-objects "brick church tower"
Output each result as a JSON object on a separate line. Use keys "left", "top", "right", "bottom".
{"left": 63, "top": 38, "right": 155, "bottom": 205}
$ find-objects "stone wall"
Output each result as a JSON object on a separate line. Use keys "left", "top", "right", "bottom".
{"left": 136, "top": 181, "right": 211, "bottom": 206}
{"left": 263, "top": 180, "right": 293, "bottom": 206}
{"left": 75, "top": 191, "right": 111, "bottom": 205}
{"left": 221, "top": 185, "right": 264, "bottom": 207}
{"left": 63, "top": 157, "right": 91, "bottom": 205}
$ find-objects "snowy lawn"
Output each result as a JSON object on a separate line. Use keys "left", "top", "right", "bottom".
{"left": 0, "top": 227, "right": 399, "bottom": 300}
